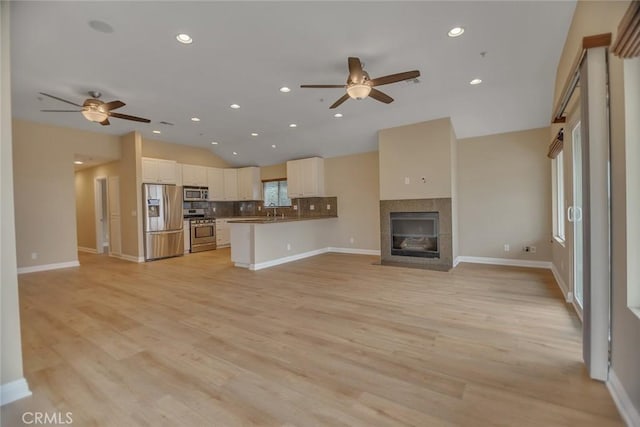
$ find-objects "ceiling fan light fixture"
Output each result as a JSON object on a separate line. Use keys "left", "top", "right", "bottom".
{"left": 176, "top": 33, "right": 193, "bottom": 44}
{"left": 448, "top": 27, "right": 465, "bottom": 37}
{"left": 346, "top": 83, "right": 372, "bottom": 100}
{"left": 81, "top": 108, "right": 108, "bottom": 123}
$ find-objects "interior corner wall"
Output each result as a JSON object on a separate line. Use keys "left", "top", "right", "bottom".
{"left": 458, "top": 127, "right": 552, "bottom": 261}
{"left": 12, "top": 119, "right": 120, "bottom": 269}
{"left": 141, "top": 137, "right": 229, "bottom": 168}
{"left": 324, "top": 151, "right": 381, "bottom": 251}
{"left": 1, "top": 0, "right": 27, "bottom": 394}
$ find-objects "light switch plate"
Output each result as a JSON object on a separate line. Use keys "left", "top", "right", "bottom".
{"left": 310, "top": 204, "right": 315, "bottom": 210}
{"left": 404, "top": 176, "right": 410, "bottom": 185}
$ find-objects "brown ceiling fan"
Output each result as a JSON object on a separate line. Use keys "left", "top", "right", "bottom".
{"left": 39, "top": 91, "right": 151, "bottom": 126}
{"left": 301, "top": 57, "right": 420, "bottom": 109}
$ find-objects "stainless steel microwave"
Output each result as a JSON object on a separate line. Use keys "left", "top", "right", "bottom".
{"left": 183, "top": 186, "right": 208, "bottom": 201}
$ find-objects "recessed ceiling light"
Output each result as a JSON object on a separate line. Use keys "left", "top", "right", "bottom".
{"left": 232, "top": 151, "right": 238, "bottom": 155}
{"left": 230, "top": 104, "right": 240, "bottom": 109}
{"left": 334, "top": 113, "right": 343, "bottom": 118}
{"left": 176, "top": 33, "right": 193, "bottom": 44}
{"left": 448, "top": 27, "right": 465, "bottom": 38}
{"left": 74, "top": 160, "right": 84, "bottom": 165}
{"left": 271, "top": 144, "right": 276, "bottom": 148}
{"left": 191, "top": 117, "right": 200, "bottom": 122}
{"left": 470, "top": 78, "right": 482, "bottom": 85}
{"left": 279, "top": 87, "right": 291, "bottom": 93}
{"left": 152, "top": 130, "right": 161, "bottom": 134}
{"left": 289, "top": 123, "right": 297, "bottom": 128}
{"left": 211, "top": 141, "right": 218, "bottom": 145}
{"left": 251, "top": 132, "right": 258, "bottom": 137}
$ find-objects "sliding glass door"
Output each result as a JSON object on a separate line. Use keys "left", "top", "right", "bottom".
{"left": 571, "top": 121, "right": 584, "bottom": 312}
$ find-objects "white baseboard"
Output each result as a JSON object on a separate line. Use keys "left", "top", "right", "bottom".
{"left": 110, "top": 253, "right": 144, "bottom": 263}
{"left": 550, "top": 263, "right": 573, "bottom": 302}
{"left": 1, "top": 378, "right": 32, "bottom": 406}
{"left": 249, "top": 248, "right": 329, "bottom": 271}
{"left": 327, "top": 247, "right": 381, "bottom": 256}
{"left": 77, "top": 246, "right": 98, "bottom": 254}
{"left": 17, "top": 260, "right": 80, "bottom": 274}
{"left": 607, "top": 369, "right": 640, "bottom": 427}
{"left": 453, "top": 256, "right": 461, "bottom": 267}
{"left": 456, "top": 256, "right": 551, "bottom": 269}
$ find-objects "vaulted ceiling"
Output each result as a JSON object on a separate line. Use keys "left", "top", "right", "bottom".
{"left": 10, "top": 1, "right": 576, "bottom": 166}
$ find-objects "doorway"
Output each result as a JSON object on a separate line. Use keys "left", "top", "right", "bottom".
{"left": 95, "top": 177, "right": 109, "bottom": 254}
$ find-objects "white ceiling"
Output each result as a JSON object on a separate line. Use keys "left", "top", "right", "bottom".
{"left": 10, "top": 1, "right": 576, "bottom": 167}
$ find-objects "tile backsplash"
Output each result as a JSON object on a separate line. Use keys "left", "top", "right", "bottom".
{"left": 187, "top": 198, "right": 338, "bottom": 219}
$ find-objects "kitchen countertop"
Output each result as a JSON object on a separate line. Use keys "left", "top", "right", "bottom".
{"left": 227, "top": 216, "right": 337, "bottom": 224}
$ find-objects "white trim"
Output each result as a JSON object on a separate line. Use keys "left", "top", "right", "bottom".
{"left": 551, "top": 263, "right": 573, "bottom": 303}
{"left": 1, "top": 378, "right": 31, "bottom": 406}
{"left": 17, "top": 260, "right": 80, "bottom": 274}
{"left": 77, "top": 246, "right": 98, "bottom": 254}
{"left": 456, "top": 256, "right": 551, "bottom": 269}
{"left": 327, "top": 247, "right": 381, "bottom": 256}
{"left": 607, "top": 369, "right": 640, "bottom": 427}
{"left": 110, "top": 253, "right": 144, "bottom": 263}
{"left": 248, "top": 248, "right": 329, "bottom": 271}
{"left": 453, "top": 256, "right": 461, "bottom": 268}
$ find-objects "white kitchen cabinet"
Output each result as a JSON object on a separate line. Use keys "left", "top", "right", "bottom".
{"left": 287, "top": 157, "right": 324, "bottom": 198}
{"left": 237, "top": 167, "right": 261, "bottom": 201}
{"left": 207, "top": 167, "right": 224, "bottom": 201}
{"left": 183, "top": 220, "right": 190, "bottom": 253}
{"left": 182, "top": 164, "right": 208, "bottom": 187}
{"left": 215, "top": 219, "right": 231, "bottom": 248}
{"left": 223, "top": 169, "right": 238, "bottom": 201}
{"left": 141, "top": 157, "right": 177, "bottom": 184}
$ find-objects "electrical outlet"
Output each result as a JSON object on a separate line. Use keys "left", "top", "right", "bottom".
{"left": 286, "top": 243, "right": 291, "bottom": 251}
{"left": 31, "top": 252, "right": 38, "bottom": 260}
{"left": 404, "top": 176, "right": 410, "bottom": 185}
{"left": 257, "top": 206, "right": 261, "bottom": 211}
{"left": 310, "top": 204, "right": 315, "bottom": 211}
{"left": 213, "top": 207, "right": 216, "bottom": 212}
{"left": 504, "top": 244, "right": 510, "bottom": 252}
{"left": 326, "top": 204, "right": 331, "bottom": 210}
{"left": 240, "top": 206, "right": 244, "bottom": 211}
{"left": 530, "top": 246, "right": 536, "bottom": 254}
{"left": 349, "top": 237, "right": 355, "bottom": 244}
{"left": 293, "top": 205, "right": 298, "bottom": 210}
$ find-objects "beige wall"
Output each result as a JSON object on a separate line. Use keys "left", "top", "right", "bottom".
{"left": 552, "top": 0, "right": 639, "bottom": 415}
{"left": 325, "top": 151, "right": 381, "bottom": 251}
{"left": 1, "top": 0, "right": 26, "bottom": 391}
{"left": 12, "top": 119, "right": 120, "bottom": 268}
{"left": 378, "top": 118, "right": 454, "bottom": 200}
{"left": 120, "top": 132, "right": 143, "bottom": 259}
{"left": 75, "top": 161, "right": 119, "bottom": 250}
{"left": 458, "top": 127, "right": 552, "bottom": 261}
{"left": 260, "top": 163, "right": 286, "bottom": 181}
{"left": 142, "top": 137, "right": 229, "bottom": 168}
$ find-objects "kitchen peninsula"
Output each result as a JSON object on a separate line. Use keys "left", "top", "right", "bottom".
{"left": 230, "top": 216, "right": 337, "bottom": 270}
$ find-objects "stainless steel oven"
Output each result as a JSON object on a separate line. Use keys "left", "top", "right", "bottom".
{"left": 190, "top": 218, "right": 216, "bottom": 252}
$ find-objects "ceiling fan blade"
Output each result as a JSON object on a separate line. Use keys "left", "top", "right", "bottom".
{"left": 108, "top": 112, "right": 151, "bottom": 123}
{"left": 40, "top": 109, "right": 82, "bottom": 112}
{"left": 39, "top": 92, "right": 83, "bottom": 107}
{"left": 348, "top": 57, "right": 364, "bottom": 83}
{"left": 370, "top": 70, "right": 420, "bottom": 87}
{"left": 329, "top": 93, "right": 350, "bottom": 109}
{"left": 100, "top": 118, "right": 110, "bottom": 126}
{"left": 101, "top": 100, "right": 125, "bottom": 111}
{"left": 369, "top": 88, "right": 394, "bottom": 104}
{"left": 300, "top": 85, "right": 346, "bottom": 88}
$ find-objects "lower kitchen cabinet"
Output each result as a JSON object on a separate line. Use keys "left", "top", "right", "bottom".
{"left": 183, "top": 220, "right": 190, "bottom": 253}
{"left": 216, "top": 219, "right": 231, "bottom": 248}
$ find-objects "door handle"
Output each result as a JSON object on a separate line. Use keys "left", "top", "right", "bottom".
{"left": 567, "top": 206, "right": 574, "bottom": 222}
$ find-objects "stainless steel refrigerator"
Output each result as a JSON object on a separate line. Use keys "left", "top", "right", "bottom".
{"left": 143, "top": 184, "right": 184, "bottom": 261}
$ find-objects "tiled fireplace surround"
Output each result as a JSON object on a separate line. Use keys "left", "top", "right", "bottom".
{"left": 380, "top": 198, "right": 453, "bottom": 271}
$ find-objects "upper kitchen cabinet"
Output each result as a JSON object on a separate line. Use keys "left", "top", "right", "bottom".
{"left": 207, "top": 167, "right": 224, "bottom": 201}
{"left": 237, "top": 167, "right": 261, "bottom": 201}
{"left": 223, "top": 168, "right": 238, "bottom": 201}
{"left": 182, "top": 164, "right": 208, "bottom": 187}
{"left": 142, "top": 157, "right": 177, "bottom": 184}
{"left": 287, "top": 157, "right": 325, "bottom": 198}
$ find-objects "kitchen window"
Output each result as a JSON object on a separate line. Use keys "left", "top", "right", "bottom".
{"left": 263, "top": 179, "right": 291, "bottom": 207}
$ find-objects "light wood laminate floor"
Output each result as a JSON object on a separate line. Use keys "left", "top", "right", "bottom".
{"left": 2, "top": 250, "right": 622, "bottom": 426}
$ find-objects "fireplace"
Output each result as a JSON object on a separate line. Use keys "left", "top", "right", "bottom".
{"left": 380, "top": 198, "right": 453, "bottom": 271}
{"left": 391, "top": 212, "right": 439, "bottom": 258}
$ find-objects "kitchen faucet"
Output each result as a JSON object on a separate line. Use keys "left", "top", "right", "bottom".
{"left": 268, "top": 202, "right": 277, "bottom": 217}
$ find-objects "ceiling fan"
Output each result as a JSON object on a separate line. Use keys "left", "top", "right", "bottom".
{"left": 39, "top": 91, "right": 151, "bottom": 126}
{"left": 301, "top": 57, "right": 420, "bottom": 109}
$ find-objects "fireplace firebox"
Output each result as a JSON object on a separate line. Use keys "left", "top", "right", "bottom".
{"left": 390, "top": 212, "right": 439, "bottom": 258}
